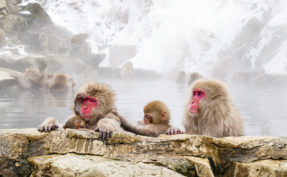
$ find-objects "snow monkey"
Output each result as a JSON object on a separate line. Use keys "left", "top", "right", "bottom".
{"left": 49, "top": 73, "right": 75, "bottom": 93}
{"left": 187, "top": 72, "right": 203, "bottom": 86}
{"left": 38, "top": 82, "right": 126, "bottom": 140}
{"left": 116, "top": 100, "right": 171, "bottom": 137}
{"left": 167, "top": 79, "right": 244, "bottom": 137}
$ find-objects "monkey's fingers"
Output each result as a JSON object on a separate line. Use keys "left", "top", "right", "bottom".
{"left": 99, "top": 129, "right": 113, "bottom": 140}
{"left": 37, "top": 126, "right": 44, "bottom": 132}
{"left": 166, "top": 128, "right": 182, "bottom": 135}
{"left": 52, "top": 125, "right": 59, "bottom": 130}
{"left": 166, "top": 128, "right": 174, "bottom": 135}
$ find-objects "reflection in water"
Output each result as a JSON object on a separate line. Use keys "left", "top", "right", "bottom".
{"left": 0, "top": 79, "right": 287, "bottom": 136}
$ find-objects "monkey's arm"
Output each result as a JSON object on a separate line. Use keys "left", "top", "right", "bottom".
{"left": 114, "top": 112, "right": 164, "bottom": 137}
{"left": 137, "top": 121, "right": 145, "bottom": 126}
{"left": 38, "top": 117, "right": 59, "bottom": 132}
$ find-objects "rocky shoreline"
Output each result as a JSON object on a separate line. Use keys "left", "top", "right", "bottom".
{"left": 0, "top": 129, "right": 287, "bottom": 176}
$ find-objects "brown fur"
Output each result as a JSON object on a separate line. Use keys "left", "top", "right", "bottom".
{"left": 118, "top": 100, "right": 171, "bottom": 137}
{"left": 63, "top": 115, "right": 86, "bottom": 129}
{"left": 38, "top": 82, "right": 126, "bottom": 140}
{"left": 13, "top": 69, "right": 74, "bottom": 93}
{"left": 183, "top": 79, "right": 244, "bottom": 137}
{"left": 49, "top": 73, "right": 69, "bottom": 93}
{"left": 14, "top": 68, "right": 46, "bottom": 89}
{"left": 187, "top": 72, "right": 203, "bottom": 86}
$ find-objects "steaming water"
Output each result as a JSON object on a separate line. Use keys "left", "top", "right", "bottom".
{"left": 1, "top": 79, "right": 287, "bottom": 136}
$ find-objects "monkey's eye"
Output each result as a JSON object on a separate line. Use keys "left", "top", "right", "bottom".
{"left": 145, "top": 115, "right": 152, "bottom": 119}
{"left": 90, "top": 99, "right": 96, "bottom": 103}
{"left": 193, "top": 91, "right": 196, "bottom": 96}
{"left": 197, "top": 91, "right": 201, "bottom": 96}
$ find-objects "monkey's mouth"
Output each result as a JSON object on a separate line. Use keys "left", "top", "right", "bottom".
{"left": 189, "top": 109, "right": 198, "bottom": 114}
{"left": 82, "top": 114, "right": 91, "bottom": 119}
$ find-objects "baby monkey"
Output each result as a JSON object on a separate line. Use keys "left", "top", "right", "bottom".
{"left": 117, "top": 100, "right": 171, "bottom": 137}
{"left": 63, "top": 115, "right": 86, "bottom": 129}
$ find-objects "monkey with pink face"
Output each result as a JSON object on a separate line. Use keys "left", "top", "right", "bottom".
{"left": 167, "top": 79, "right": 244, "bottom": 137}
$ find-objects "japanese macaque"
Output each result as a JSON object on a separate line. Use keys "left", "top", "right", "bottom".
{"left": 63, "top": 115, "right": 86, "bottom": 129}
{"left": 12, "top": 69, "right": 74, "bottom": 93}
{"left": 69, "top": 33, "right": 91, "bottom": 59}
{"left": 176, "top": 71, "right": 187, "bottom": 84}
{"left": 167, "top": 79, "right": 244, "bottom": 137}
{"left": 38, "top": 82, "right": 127, "bottom": 140}
{"left": 49, "top": 73, "right": 75, "bottom": 93}
{"left": 120, "top": 61, "right": 134, "bottom": 79}
{"left": 13, "top": 68, "right": 46, "bottom": 89}
{"left": 187, "top": 72, "right": 203, "bottom": 86}
{"left": 116, "top": 100, "right": 171, "bottom": 137}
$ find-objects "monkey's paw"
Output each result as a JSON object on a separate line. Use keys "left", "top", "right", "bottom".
{"left": 166, "top": 128, "right": 183, "bottom": 135}
{"left": 37, "top": 117, "right": 59, "bottom": 132}
{"left": 95, "top": 127, "right": 113, "bottom": 140}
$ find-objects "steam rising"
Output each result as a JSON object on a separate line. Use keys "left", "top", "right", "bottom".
{"left": 38, "top": 0, "right": 287, "bottom": 74}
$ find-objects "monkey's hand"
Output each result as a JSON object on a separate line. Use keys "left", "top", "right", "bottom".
{"left": 95, "top": 118, "right": 120, "bottom": 140}
{"left": 38, "top": 117, "right": 59, "bottom": 132}
{"left": 166, "top": 127, "right": 184, "bottom": 135}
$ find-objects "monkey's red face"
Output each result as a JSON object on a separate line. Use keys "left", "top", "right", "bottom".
{"left": 77, "top": 93, "right": 98, "bottom": 120}
{"left": 189, "top": 89, "right": 205, "bottom": 114}
{"left": 144, "top": 114, "right": 152, "bottom": 125}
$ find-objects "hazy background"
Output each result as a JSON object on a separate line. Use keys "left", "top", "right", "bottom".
{"left": 1, "top": 0, "right": 287, "bottom": 136}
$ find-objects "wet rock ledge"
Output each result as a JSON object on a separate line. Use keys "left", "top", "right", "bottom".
{"left": 0, "top": 129, "right": 287, "bottom": 177}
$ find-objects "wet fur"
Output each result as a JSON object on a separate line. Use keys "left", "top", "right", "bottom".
{"left": 117, "top": 100, "right": 171, "bottom": 137}
{"left": 38, "top": 82, "right": 123, "bottom": 140}
{"left": 183, "top": 79, "right": 244, "bottom": 137}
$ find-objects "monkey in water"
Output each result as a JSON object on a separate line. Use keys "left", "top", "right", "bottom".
{"left": 38, "top": 82, "right": 126, "bottom": 140}
{"left": 187, "top": 72, "right": 203, "bottom": 86}
{"left": 49, "top": 73, "right": 75, "bottom": 94}
{"left": 115, "top": 100, "right": 171, "bottom": 137}
{"left": 166, "top": 79, "right": 244, "bottom": 137}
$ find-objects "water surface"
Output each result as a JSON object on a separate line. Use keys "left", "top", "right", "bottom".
{"left": 0, "top": 79, "right": 286, "bottom": 136}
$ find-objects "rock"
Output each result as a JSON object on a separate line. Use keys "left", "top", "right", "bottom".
{"left": 23, "top": 2, "right": 52, "bottom": 25}
{"left": 227, "top": 160, "right": 287, "bottom": 177}
{"left": 1, "top": 129, "right": 287, "bottom": 176}
{"left": 0, "top": 67, "right": 20, "bottom": 88}
{"left": 28, "top": 154, "right": 184, "bottom": 177}
{"left": 0, "top": 28, "right": 6, "bottom": 45}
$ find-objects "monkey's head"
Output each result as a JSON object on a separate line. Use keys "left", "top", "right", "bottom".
{"left": 143, "top": 100, "right": 170, "bottom": 125}
{"left": 189, "top": 79, "right": 229, "bottom": 116}
{"left": 74, "top": 82, "right": 115, "bottom": 122}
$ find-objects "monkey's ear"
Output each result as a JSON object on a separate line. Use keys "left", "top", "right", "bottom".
{"left": 160, "top": 111, "right": 167, "bottom": 120}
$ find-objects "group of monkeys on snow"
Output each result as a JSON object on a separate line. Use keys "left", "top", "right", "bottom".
{"left": 38, "top": 77, "right": 244, "bottom": 140}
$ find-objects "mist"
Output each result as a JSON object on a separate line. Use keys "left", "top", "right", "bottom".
{"left": 1, "top": 0, "right": 287, "bottom": 136}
